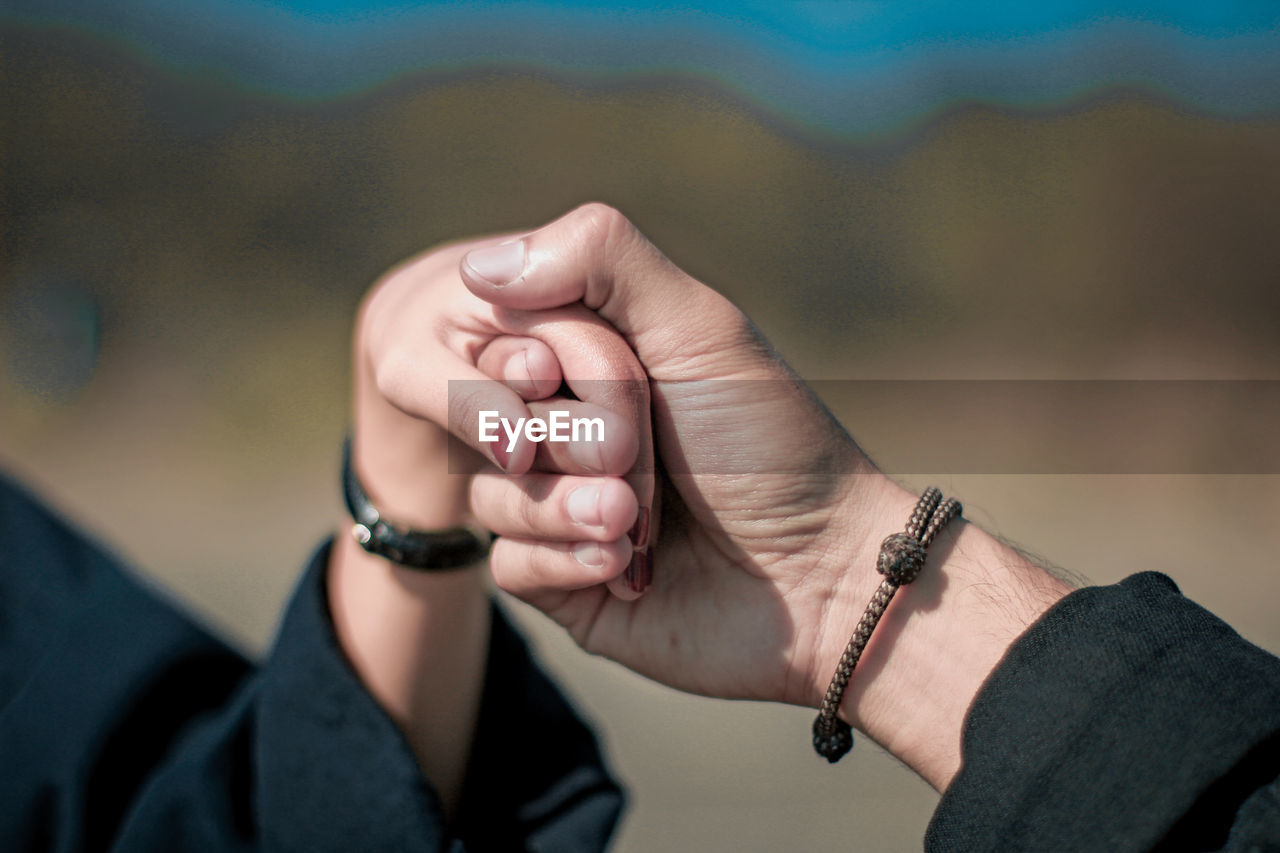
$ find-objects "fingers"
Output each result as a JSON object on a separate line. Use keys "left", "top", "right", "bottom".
{"left": 475, "top": 336, "right": 563, "bottom": 401}
{"left": 471, "top": 407, "right": 652, "bottom": 601}
{"left": 460, "top": 216, "right": 670, "bottom": 594}
{"left": 460, "top": 202, "right": 745, "bottom": 370}
{"left": 524, "top": 397, "right": 639, "bottom": 477}
{"left": 375, "top": 332, "right": 627, "bottom": 479}
{"left": 489, "top": 535, "right": 633, "bottom": 602}
{"left": 374, "top": 345, "right": 541, "bottom": 475}
{"left": 360, "top": 232, "right": 658, "bottom": 601}
{"left": 493, "top": 303, "right": 658, "bottom": 593}
{"left": 473, "top": 324, "right": 656, "bottom": 595}
{"left": 359, "top": 257, "right": 547, "bottom": 475}
{"left": 470, "top": 471, "right": 638, "bottom": 543}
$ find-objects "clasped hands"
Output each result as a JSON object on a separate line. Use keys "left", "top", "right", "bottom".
{"left": 342, "top": 203, "right": 1070, "bottom": 796}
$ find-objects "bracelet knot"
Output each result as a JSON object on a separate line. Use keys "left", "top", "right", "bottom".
{"left": 812, "top": 717, "right": 855, "bottom": 763}
{"left": 876, "top": 532, "right": 927, "bottom": 586}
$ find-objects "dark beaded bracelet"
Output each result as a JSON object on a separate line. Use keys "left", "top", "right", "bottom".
{"left": 342, "top": 437, "right": 494, "bottom": 570}
{"left": 812, "top": 487, "right": 962, "bottom": 763}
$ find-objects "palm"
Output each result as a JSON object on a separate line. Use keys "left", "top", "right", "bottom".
{"left": 533, "top": 375, "right": 867, "bottom": 709}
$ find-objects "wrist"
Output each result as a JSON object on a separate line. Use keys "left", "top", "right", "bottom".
{"left": 812, "top": 480, "right": 1072, "bottom": 790}
{"left": 353, "top": 347, "right": 473, "bottom": 530}
{"left": 797, "top": 474, "right": 917, "bottom": 706}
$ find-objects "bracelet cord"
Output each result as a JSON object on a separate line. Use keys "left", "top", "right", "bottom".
{"left": 812, "top": 487, "right": 962, "bottom": 763}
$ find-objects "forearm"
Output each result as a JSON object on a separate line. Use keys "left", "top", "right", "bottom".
{"left": 327, "top": 371, "right": 490, "bottom": 819}
{"left": 823, "top": 477, "right": 1072, "bottom": 791}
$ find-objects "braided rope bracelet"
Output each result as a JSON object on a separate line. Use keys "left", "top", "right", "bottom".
{"left": 812, "top": 487, "right": 962, "bottom": 763}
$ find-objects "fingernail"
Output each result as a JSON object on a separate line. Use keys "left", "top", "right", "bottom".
{"left": 625, "top": 547, "right": 653, "bottom": 592}
{"left": 567, "top": 485, "right": 603, "bottom": 527}
{"left": 504, "top": 348, "right": 537, "bottom": 398}
{"left": 574, "top": 541, "right": 604, "bottom": 568}
{"left": 492, "top": 443, "right": 512, "bottom": 472}
{"left": 628, "top": 506, "right": 650, "bottom": 549}
{"left": 505, "top": 348, "right": 533, "bottom": 387}
{"left": 465, "top": 240, "right": 526, "bottom": 286}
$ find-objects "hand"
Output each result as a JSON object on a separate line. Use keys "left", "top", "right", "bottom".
{"left": 460, "top": 204, "right": 1071, "bottom": 789}
{"left": 329, "top": 232, "right": 654, "bottom": 814}
{"left": 460, "top": 204, "right": 885, "bottom": 703}
{"left": 352, "top": 235, "right": 653, "bottom": 531}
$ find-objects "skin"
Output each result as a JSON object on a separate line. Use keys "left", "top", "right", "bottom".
{"left": 330, "top": 204, "right": 1072, "bottom": 816}
{"left": 329, "top": 234, "right": 652, "bottom": 817}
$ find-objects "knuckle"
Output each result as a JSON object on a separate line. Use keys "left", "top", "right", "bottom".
{"left": 490, "top": 539, "right": 552, "bottom": 597}
{"left": 574, "top": 202, "right": 644, "bottom": 268}
{"left": 447, "top": 385, "right": 487, "bottom": 424}
{"left": 574, "top": 202, "right": 633, "bottom": 245}
{"left": 372, "top": 354, "right": 410, "bottom": 403}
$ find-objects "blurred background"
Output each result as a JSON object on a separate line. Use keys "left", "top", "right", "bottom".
{"left": 2, "top": 2, "right": 1278, "bottom": 849}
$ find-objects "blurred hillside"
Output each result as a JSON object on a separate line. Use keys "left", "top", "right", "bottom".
{"left": 2, "top": 23, "right": 1279, "bottom": 851}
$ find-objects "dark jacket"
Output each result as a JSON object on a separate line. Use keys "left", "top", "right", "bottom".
{"left": 2, "top": 473, "right": 1278, "bottom": 850}
{"left": 0, "top": 474, "right": 622, "bottom": 851}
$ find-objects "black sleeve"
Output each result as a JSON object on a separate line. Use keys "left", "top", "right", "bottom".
{"left": 0, "top": 474, "right": 623, "bottom": 851}
{"left": 926, "top": 572, "right": 1280, "bottom": 852}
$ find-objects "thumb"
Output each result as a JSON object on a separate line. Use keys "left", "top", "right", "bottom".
{"left": 459, "top": 203, "right": 749, "bottom": 380}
